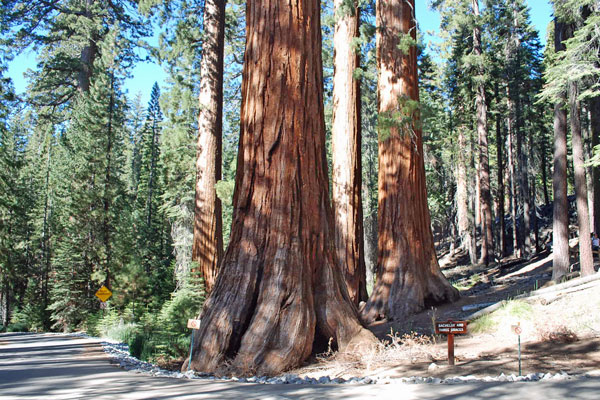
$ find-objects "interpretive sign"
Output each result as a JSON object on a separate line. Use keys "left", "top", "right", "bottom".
{"left": 187, "top": 319, "right": 201, "bottom": 330}
{"left": 435, "top": 320, "right": 468, "bottom": 366}
{"left": 95, "top": 285, "right": 112, "bottom": 302}
{"left": 435, "top": 320, "right": 468, "bottom": 334}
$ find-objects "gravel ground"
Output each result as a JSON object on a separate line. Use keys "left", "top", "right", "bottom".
{"left": 64, "top": 332, "right": 599, "bottom": 386}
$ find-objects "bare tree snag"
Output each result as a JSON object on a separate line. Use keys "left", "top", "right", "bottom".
{"left": 186, "top": 0, "right": 376, "bottom": 376}
{"left": 569, "top": 82, "right": 594, "bottom": 276}
{"left": 191, "top": 0, "right": 225, "bottom": 294}
{"left": 361, "top": 0, "right": 459, "bottom": 323}
{"left": 552, "top": 19, "right": 572, "bottom": 282}
{"left": 332, "top": 0, "right": 368, "bottom": 305}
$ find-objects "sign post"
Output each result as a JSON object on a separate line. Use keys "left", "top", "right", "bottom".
{"left": 511, "top": 322, "right": 522, "bottom": 376}
{"left": 435, "top": 320, "right": 468, "bottom": 366}
{"left": 187, "top": 319, "right": 201, "bottom": 371}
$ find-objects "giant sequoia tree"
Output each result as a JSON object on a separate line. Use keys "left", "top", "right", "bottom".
{"left": 191, "top": 0, "right": 225, "bottom": 294}
{"left": 186, "top": 0, "right": 375, "bottom": 375}
{"left": 361, "top": 0, "right": 458, "bottom": 323}
{"left": 331, "top": 0, "right": 368, "bottom": 305}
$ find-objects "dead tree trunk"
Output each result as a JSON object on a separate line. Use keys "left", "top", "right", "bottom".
{"left": 186, "top": 0, "right": 375, "bottom": 376}
{"left": 191, "top": 0, "right": 225, "bottom": 294}
{"left": 331, "top": 0, "right": 368, "bottom": 305}
{"left": 569, "top": 82, "right": 594, "bottom": 276}
{"left": 552, "top": 20, "right": 571, "bottom": 282}
{"left": 361, "top": 0, "right": 458, "bottom": 322}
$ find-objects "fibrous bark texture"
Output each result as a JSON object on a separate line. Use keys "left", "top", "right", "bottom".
{"left": 191, "top": 0, "right": 225, "bottom": 294}
{"left": 186, "top": 0, "right": 375, "bottom": 376}
{"left": 552, "top": 19, "right": 571, "bottom": 282}
{"left": 361, "top": 0, "right": 459, "bottom": 323}
{"left": 331, "top": 0, "right": 368, "bottom": 305}
{"left": 569, "top": 82, "right": 594, "bottom": 276}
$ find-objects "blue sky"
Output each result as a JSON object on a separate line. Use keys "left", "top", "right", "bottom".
{"left": 7, "top": 0, "right": 553, "bottom": 104}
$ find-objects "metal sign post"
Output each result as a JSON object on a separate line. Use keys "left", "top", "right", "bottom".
{"left": 511, "top": 322, "right": 523, "bottom": 376}
{"left": 435, "top": 320, "right": 468, "bottom": 366}
{"left": 187, "top": 319, "right": 201, "bottom": 371}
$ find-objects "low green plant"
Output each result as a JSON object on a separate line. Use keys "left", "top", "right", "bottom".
{"left": 501, "top": 300, "right": 533, "bottom": 319}
{"left": 469, "top": 314, "right": 498, "bottom": 333}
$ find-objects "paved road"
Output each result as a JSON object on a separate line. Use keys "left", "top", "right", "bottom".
{"left": 1, "top": 333, "right": 599, "bottom": 399}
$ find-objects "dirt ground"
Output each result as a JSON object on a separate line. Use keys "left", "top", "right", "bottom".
{"left": 290, "top": 250, "right": 600, "bottom": 380}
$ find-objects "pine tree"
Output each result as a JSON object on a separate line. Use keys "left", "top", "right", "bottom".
{"left": 48, "top": 28, "right": 129, "bottom": 330}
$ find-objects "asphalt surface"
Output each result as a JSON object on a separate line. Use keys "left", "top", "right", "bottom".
{"left": 1, "top": 332, "right": 599, "bottom": 399}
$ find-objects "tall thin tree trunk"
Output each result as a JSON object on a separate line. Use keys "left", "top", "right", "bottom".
{"left": 589, "top": 96, "right": 600, "bottom": 235}
{"left": 552, "top": 20, "right": 571, "bottom": 282}
{"left": 473, "top": 0, "right": 493, "bottom": 265}
{"left": 470, "top": 130, "right": 478, "bottom": 264}
{"left": 540, "top": 129, "right": 550, "bottom": 206}
{"left": 569, "top": 82, "right": 594, "bottom": 276}
{"left": 191, "top": 0, "right": 226, "bottom": 294}
{"left": 362, "top": 0, "right": 458, "bottom": 322}
{"left": 507, "top": 92, "right": 519, "bottom": 256}
{"left": 102, "top": 73, "right": 115, "bottom": 288}
{"left": 496, "top": 90, "right": 506, "bottom": 257}
{"left": 331, "top": 0, "right": 368, "bottom": 305}
{"left": 456, "top": 124, "right": 474, "bottom": 261}
{"left": 186, "top": 0, "right": 375, "bottom": 375}
{"left": 516, "top": 98, "right": 531, "bottom": 257}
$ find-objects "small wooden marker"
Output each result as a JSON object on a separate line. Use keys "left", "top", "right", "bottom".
{"left": 435, "top": 320, "right": 468, "bottom": 365}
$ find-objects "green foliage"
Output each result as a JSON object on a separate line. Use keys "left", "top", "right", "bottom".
{"left": 397, "top": 32, "right": 418, "bottom": 54}
{"left": 377, "top": 97, "right": 421, "bottom": 142}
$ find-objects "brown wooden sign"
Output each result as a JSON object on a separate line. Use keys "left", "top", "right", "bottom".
{"left": 435, "top": 320, "right": 468, "bottom": 366}
{"left": 435, "top": 320, "right": 468, "bottom": 334}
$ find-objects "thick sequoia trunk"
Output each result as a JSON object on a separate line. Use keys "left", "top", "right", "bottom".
{"left": 191, "top": 0, "right": 225, "bottom": 294}
{"left": 569, "top": 83, "right": 594, "bottom": 276}
{"left": 186, "top": 0, "right": 375, "bottom": 376}
{"left": 361, "top": 0, "right": 458, "bottom": 323}
{"left": 552, "top": 19, "right": 572, "bottom": 282}
{"left": 331, "top": 0, "right": 368, "bottom": 305}
{"left": 472, "top": 0, "right": 493, "bottom": 265}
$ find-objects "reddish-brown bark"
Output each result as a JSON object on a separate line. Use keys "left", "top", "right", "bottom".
{"left": 361, "top": 0, "right": 458, "bottom": 322}
{"left": 331, "top": 0, "right": 368, "bottom": 305}
{"left": 569, "top": 82, "right": 594, "bottom": 276}
{"left": 552, "top": 19, "right": 571, "bottom": 281}
{"left": 186, "top": 0, "right": 375, "bottom": 375}
{"left": 191, "top": 0, "right": 225, "bottom": 294}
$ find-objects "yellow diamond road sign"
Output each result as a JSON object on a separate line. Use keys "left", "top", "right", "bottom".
{"left": 95, "top": 285, "right": 112, "bottom": 302}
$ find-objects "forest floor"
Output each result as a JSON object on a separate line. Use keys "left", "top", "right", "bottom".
{"left": 289, "top": 247, "right": 600, "bottom": 380}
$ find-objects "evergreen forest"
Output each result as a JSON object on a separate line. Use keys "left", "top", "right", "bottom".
{"left": 1, "top": 0, "right": 599, "bottom": 375}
